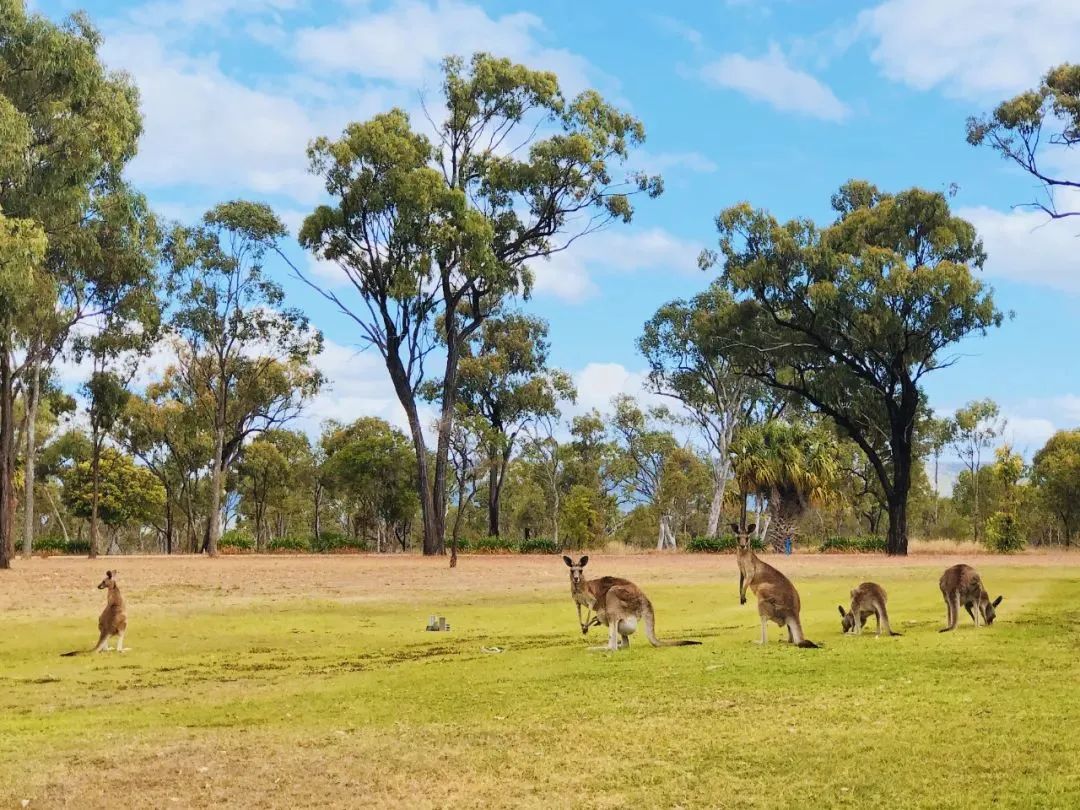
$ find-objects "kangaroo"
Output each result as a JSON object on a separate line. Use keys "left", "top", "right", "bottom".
{"left": 838, "top": 582, "right": 900, "bottom": 636}
{"left": 563, "top": 555, "right": 700, "bottom": 651}
{"left": 939, "top": 564, "right": 1002, "bottom": 632}
{"left": 733, "top": 524, "right": 818, "bottom": 648}
{"left": 61, "top": 570, "right": 127, "bottom": 656}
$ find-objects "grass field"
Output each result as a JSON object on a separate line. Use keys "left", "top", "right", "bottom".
{"left": 2, "top": 552, "right": 1079, "bottom": 809}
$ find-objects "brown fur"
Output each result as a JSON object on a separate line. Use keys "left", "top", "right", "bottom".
{"left": 939, "top": 564, "right": 1002, "bottom": 632}
{"left": 732, "top": 524, "right": 818, "bottom": 648}
{"left": 61, "top": 570, "right": 128, "bottom": 656}
{"left": 838, "top": 582, "right": 900, "bottom": 636}
{"left": 563, "top": 556, "right": 700, "bottom": 651}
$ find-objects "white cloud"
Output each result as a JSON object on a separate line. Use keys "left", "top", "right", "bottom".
{"left": 530, "top": 227, "right": 704, "bottom": 304}
{"left": 1002, "top": 416, "right": 1058, "bottom": 454}
{"left": 294, "top": 0, "right": 594, "bottom": 94}
{"left": 858, "top": 0, "right": 1080, "bottom": 100}
{"left": 959, "top": 200, "right": 1080, "bottom": 294}
{"left": 127, "top": 0, "right": 302, "bottom": 32}
{"left": 100, "top": 31, "right": 389, "bottom": 205}
{"left": 571, "top": 362, "right": 662, "bottom": 415}
{"left": 306, "top": 256, "right": 350, "bottom": 289}
{"left": 700, "top": 44, "right": 850, "bottom": 122}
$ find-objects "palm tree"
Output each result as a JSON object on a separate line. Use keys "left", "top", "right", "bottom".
{"left": 731, "top": 420, "right": 839, "bottom": 552}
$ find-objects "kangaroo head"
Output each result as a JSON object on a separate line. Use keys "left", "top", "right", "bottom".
{"left": 729, "top": 523, "right": 756, "bottom": 555}
{"left": 984, "top": 594, "right": 1003, "bottom": 625}
{"left": 838, "top": 604, "right": 856, "bottom": 633}
{"left": 562, "top": 555, "right": 589, "bottom": 588}
{"left": 97, "top": 570, "right": 116, "bottom": 590}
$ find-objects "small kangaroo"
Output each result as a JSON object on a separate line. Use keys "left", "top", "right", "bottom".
{"left": 733, "top": 524, "right": 818, "bottom": 648}
{"left": 939, "top": 564, "right": 1002, "bottom": 632}
{"left": 838, "top": 582, "right": 900, "bottom": 636}
{"left": 61, "top": 570, "right": 127, "bottom": 656}
{"left": 563, "top": 555, "right": 700, "bottom": 651}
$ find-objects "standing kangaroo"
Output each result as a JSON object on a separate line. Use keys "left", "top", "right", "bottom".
{"left": 733, "top": 524, "right": 818, "bottom": 648}
{"left": 838, "top": 582, "right": 900, "bottom": 636}
{"left": 939, "top": 564, "right": 1002, "bottom": 632}
{"left": 563, "top": 556, "right": 701, "bottom": 651}
{"left": 61, "top": 570, "right": 127, "bottom": 656}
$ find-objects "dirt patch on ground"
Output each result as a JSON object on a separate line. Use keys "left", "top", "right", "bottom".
{"left": 4, "top": 551, "right": 1076, "bottom": 618}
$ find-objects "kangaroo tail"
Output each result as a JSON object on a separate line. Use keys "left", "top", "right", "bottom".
{"left": 643, "top": 601, "right": 701, "bottom": 647}
{"left": 60, "top": 650, "right": 86, "bottom": 657}
{"left": 789, "top": 617, "right": 818, "bottom": 649}
{"left": 888, "top": 630, "right": 903, "bottom": 637}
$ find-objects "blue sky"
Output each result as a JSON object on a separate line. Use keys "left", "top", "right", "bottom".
{"left": 33, "top": 0, "right": 1080, "bottom": 457}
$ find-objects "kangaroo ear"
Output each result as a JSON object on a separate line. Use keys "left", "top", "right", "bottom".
{"left": 850, "top": 589, "right": 857, "bottom": 598}
{"left": 105, "top": 570, "right": 113, "bottom": 578}
{"left": 746, "top": 524, "right": 756, "bottom": 535}
{"left": 992, "top": 595, "right": 1003, "bottom": 607}
{"left": 562, "top": 556, "right": 574, "bottom": 567}
{"left": 838, "top": 605, "right": 846, "bottom": 617}
{"left": 729, "top": 523, "right": 741, "bottom": 534}
{"left": 579, "top": 555, "right": 589, "bottom": 567}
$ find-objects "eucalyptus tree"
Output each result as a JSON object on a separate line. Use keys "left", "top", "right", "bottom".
{"left": 950, "top": 399, "right": 1005, "bottom": 543}
{"left": 445, "top": 312, "right": 574, "bottom": 538}
{"left": 1031, "top": 430, "right": 1080, "bottom": 546}
{"left": 640, "top": 282, "right": 754, "bottom": 538}
{"left": 293, "top": 53, "right": 661, "bottom": 555}
{"left": 1, "top": 5, "right": 149, "bottom": 565}
{"left": 701, "top": 180, "right": 1003, "bottom": 554}
{"left": 967, "top": 63, "right": 1080, "bottom": 220}
{"left": 165, "top": 202, "right": 323, "bottom": 556}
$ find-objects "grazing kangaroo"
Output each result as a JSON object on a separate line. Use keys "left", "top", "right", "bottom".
{"left": 939, "top": 564, "right": 1002, "bottom": 632}
{"left": 61, "top": 570, "right": 127, "bottom": 656}
{"left": 839, "top": 582, "right": 900, "bottom": 636}
{"left": 563, "top": 555, "right": 700, "bottom": 651}
{"left": 733, "top": 524, "right": 818, "bottom": 648}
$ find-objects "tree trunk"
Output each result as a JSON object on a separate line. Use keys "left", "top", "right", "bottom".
{"left": 885, "top": 421, "right": 914, "bottom": 556}
{"left": 0, "top": 343, "right": 15, "bottom": 569}
{"left": 44, "top": 485, "right": 71, "bottom": 545}
{"left": 21, "top": 355, "right": 41, "bottom": 558}
{"left": 165, "top": 500, "right": 173, "bottom": 554}
{"left": 487, "top": 445, "right": 500, "bottom": 538}
{"left": 206, "top": 425, "right": 225, "bottom": 556}
{"left": 706, "top": 458, "right": 730, "bottom": 538}
{"left": 88, "top": 432, "right": 101, "bottom": 559}
{"left": 313, "top": 482, "right": 322, "bottom": 541}
{"left": 656, "top": 513, "right": 677, "bottom": 550}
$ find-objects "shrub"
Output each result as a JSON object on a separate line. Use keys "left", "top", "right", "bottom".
{"left": 220, "top": 528, "right": 255, "bottom": 551}
{"left": 310, "top": 532, "right": 366, "bottom": 553}
{"left": 468, "top": 535, "right": 515, "bottom": 553}
{"left": 267, "top": 536, "right": 311, "bottom": 553}
{"left": 687, "top": 534, "right": 764, "bottom": 553}
{"left": 516, "top": 536, "right": 558, "bottom": 554}
{"left": 985, "top": 512, "right": 1025, "bottom": 553}
{"left": 33, "top": 537, "right": 90, "bottom": 555}
{"left": 819, "top": 535, "right": 886, "bottom": 553}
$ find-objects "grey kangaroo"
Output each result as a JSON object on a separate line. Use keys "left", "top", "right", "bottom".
{"left": 839, "top": 582, "right": 900, "bottom": 636}
{"left": 61, "top": 570, "right": 127, "bottom": 656}
{"left": 734, "top": 524, "right": 818, "bottom": 648}
{"left": 939, "top": 564, "right": 1002, "bottom": 631}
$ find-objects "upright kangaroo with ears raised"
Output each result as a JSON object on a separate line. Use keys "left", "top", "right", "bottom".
{"left": 939, "top": 564, "right": 1002, "bottom": 632}
{"left": 839, "top": 582, "right": 900, "bottom": 636}
{"left": 733, "top": 524, "right": 818, "bottom": 648}
{"left": 61, "top": 570, "right": 127, "bottom": 656}
{"left": 563, "top": 556, "right": 701, "bottom": 651}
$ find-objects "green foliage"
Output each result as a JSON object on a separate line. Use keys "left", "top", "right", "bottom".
{"left": 1031, "top": 429, "right": 1080, "bottom": 543}
{"left": 687, "top": 533, "right": 764, "bottom": 553}
{"left": 219, "top": 528, "right": 254, "bottom": 551}
{"left": 466, "top": 535, "right": 516, "bottom": 553}
{"left": 985, "top": 512, "right": 1025, "bottom": 554}
{"left": 310, "top": 532, "right": 367, "bottom": 554}
{"left": 819, "top": 535, "right": 887, "bottom": 553}
{"left": 967, "top": 63, "right": 1080, "bottom": 219}
{"left": 32, "top": 536, "right": 91, "bottom": 555}
{"left": 701, "top": 181, "right": 1003, "bottom": 554}
{"left": 267, "top": 536, "right": 311, "bottom": 553}
{"left": 515, "top": 536, "right": 558, "bottom": 555}
{"left": 61, "top": 449, "right": 165, "bottom": 528}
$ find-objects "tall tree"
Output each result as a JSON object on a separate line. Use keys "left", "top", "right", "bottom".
{"left": 1, "top": 5, "right": 146, "bottom": 566}
{"left": 166, "top": 202, "right": 323, "bottom": 556}
{"left": 640, "top": 282, "right": 754, "bottom": 538}
{"left": 700, "top": 180, "right": 1003, "bottom": 554}
{"left": 292, "top": 53, "right": 661, "bottom": 555}
{"left": 922, "top": 414, "right": 956, "bottom": 523}
{"left": 1031, "top": 429, "right": 1080, "bottom": 547}
{"left": 446, "top": 313, "right": 574, "bottom": 538}
{"left": 967, "top": 63, "right": 1080, "bottom": 220}
{"left": 950, "top": 399, "right": 1005, "bottom": 543}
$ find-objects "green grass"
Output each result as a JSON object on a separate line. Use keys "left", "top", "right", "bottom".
{"left": 1, "top": 556, "right": 1078, "bottom": 808}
